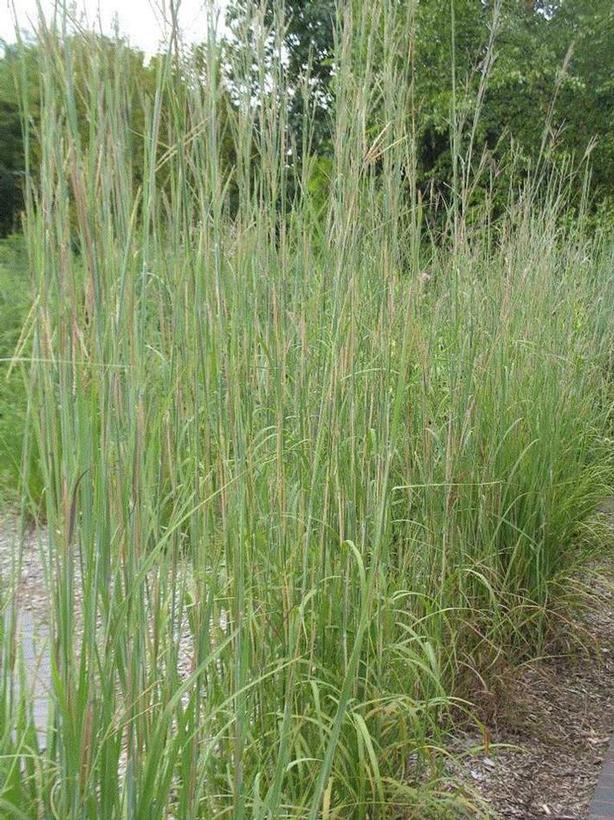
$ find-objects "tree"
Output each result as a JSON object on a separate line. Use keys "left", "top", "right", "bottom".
{"left": 0, "top": 42, "right": 35, "bottom": 235}
{"left": 226, "top": 0, "right": 336, "bottom": 154}
{"left": 224, "top": 0, "right": 614, "bottom": 217}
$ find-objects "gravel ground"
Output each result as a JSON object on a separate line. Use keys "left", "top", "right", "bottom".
{"left": 0, "top": 516, "right": 51, "bottom": 620}
{"left": 0, "top": 516, "right": 53, "bottom": 739}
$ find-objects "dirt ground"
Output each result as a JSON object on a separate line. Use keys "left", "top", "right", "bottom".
{"left": 449, "top": 503, "right": 614, "bottom": 819}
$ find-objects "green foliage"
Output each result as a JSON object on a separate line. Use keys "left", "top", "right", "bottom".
{"left": 1, "top": 1, "right": 613, "bottom": 231}
{"left": 0, "top": 45, "right": 27, "bottom": 235}
{"left": 0, "top": 36, "right": 162, "bottom": 238}
{"left": 0, "top": 236, "right": 37, "bottom": 507}
{"left": 225, "top": 0, "right": 614, "bottom": 218}
{"left": 227, "top": 0, "right": 335, "bottom": 153}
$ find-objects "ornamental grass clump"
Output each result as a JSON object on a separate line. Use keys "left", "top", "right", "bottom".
{"left": 1, "top": 1, "right": 612, "bottom": 816}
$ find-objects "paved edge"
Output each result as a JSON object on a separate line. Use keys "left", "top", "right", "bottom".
{"left": 589, "top": 739, "right": 614, "bottom": 819}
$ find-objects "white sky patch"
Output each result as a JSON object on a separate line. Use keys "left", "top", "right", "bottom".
{"left": 1, "top": 0, "right": 228, "bottom": 54}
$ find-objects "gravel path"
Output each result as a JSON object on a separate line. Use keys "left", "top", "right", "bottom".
{"left": 0, "top": 518, "right": 52, "bottom": 742}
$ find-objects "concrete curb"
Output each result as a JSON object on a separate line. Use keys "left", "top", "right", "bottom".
{"left": 589, "top": 739, "right": 614, "bottom": 819}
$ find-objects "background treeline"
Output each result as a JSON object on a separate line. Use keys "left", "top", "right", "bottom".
{"left": 0, "top": 0, "right": 613, "bottom": 237}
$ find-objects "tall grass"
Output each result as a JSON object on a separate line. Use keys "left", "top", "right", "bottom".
{"left": 2, "top": 1, "right": 613, "bottom": 816}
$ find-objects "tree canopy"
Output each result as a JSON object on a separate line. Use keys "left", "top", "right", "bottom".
{"left": 0, "top": 0, "right": 612, "bottom": 236}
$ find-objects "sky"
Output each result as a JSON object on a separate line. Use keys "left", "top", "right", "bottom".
{"left": 0, "top": 1, "right": 226, "bottom": 54}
